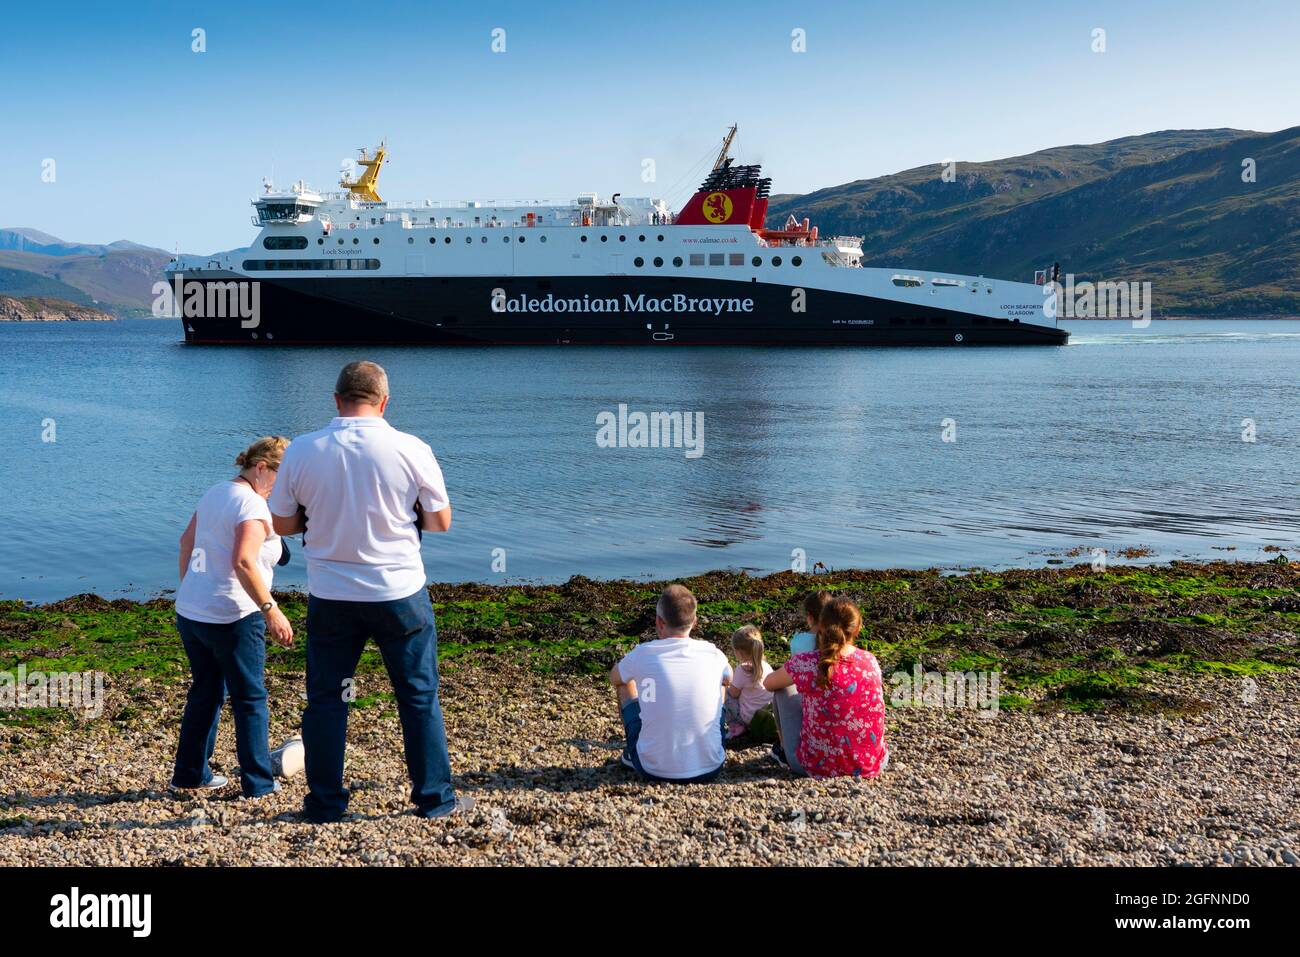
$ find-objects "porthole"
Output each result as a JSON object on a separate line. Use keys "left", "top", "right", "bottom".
{"left": 792, "top": 256, "right": 802, "bottom": 266}
{"left": 352, "top": 238, "right": 359, "bottom": 245}
{"left": 429, "top": 237, "right": 435, "bottom": 244}
{"left": 316, "top": 238, "right": 324, "bottom": 245}
{"left": 653, "top": 257, "right": 663, "bottom": 267}
{"left": 503, "top": 236, "right": 510, "bottom": 243}
{"left": 466, "top": 236, "right": 472, "bottom": 244}
{"left": 619, "top": 234, "right": 626, "bottom": 242}
{"left": 337, "top": 239, "right": 344, "bottom": 245}
{"left": 751, "top": 256, "right": 761, "bottom": 267}
{"left": 673, "top": 256, "right": 683, "bottom": 267}
{"left": 657, "top": 235, "right": 664, "bottom": 242}
{"left": 408, "top": 237, "right": 414, "bottom": 244}
{"left": 445, "top": 236, "right": 451, "bottom": 244}
{"left": 518, "top": 236, "right": 525, "bottom": 243}
{"left": 600, "top": 235, "right": 608, "bottom": 242}
{"left": 373, "top": 237, "right": 380, "bottom": 245}
{"left": 540, "top": 235, "right": 547, "bottom": 243}
{"left": 581, "top": 235, "right": 588, "bottom": 243}
{"left": 634, "top": 256, "right": 644, "bottom": 267}
{"left": 772, "top": 256, "right": 782, "bottom": 266}
{"left": 639, "top": 234, "right": 646, "bottom": 242}
{"left": 481, "top": 236, "right": 487, "bottom": 243}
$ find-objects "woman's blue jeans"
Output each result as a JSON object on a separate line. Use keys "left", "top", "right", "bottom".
{"left": 172, "top": 612, "right": 276, "bottom": 797}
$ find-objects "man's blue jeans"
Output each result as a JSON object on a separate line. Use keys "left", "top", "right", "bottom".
{"left": 303, "top": 589, "right": 456, "bottom": 822}
{"left": 173, "top": 612, "right": 276, "bottom": 797}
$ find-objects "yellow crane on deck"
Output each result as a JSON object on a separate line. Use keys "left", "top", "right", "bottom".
{"left": 340, "top": 142, "right": 388, "bottom": 202}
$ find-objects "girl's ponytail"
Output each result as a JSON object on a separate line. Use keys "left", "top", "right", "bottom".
{"left": 815, "top": 598, "right": 862, "bottom": 689}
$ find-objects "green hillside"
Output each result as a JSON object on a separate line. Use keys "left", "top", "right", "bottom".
{"left": 0, "top": 267, "right": 95, "bottom": 305}
{"left": 768, "top": 128, "right": 1300, "bottom": 316}
{"left": 0, "top": 248, "right": 170, "bottom": 314}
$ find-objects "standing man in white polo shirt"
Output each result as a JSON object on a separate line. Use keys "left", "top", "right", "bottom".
{"left": 609, "top": 584, "right": 731, "bottom": 783}
{"left": 270, "top": 361, "right": 471, "bottom": 822}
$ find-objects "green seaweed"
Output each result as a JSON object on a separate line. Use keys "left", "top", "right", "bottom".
{"left": 1, "top": 560, "right": 1296, "bottom": 723}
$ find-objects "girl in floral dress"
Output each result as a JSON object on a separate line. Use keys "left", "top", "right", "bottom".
{"left": 763, "top": 597, "right": 888, "bottom": 778}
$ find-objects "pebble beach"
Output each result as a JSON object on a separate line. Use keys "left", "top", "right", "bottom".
{"left": 2, "top": 561, "right": 1298, "bottom": 866}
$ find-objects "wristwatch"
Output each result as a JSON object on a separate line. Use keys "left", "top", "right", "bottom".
{"left": 260, "top": 600, "right": 277, "bottom": 614}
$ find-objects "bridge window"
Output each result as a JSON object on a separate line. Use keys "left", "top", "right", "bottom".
{"left": 262, "top": 235, "right": 309, "bottom": 250}
{"left": 255, "top": 202, "right": 315, "bottom": 224}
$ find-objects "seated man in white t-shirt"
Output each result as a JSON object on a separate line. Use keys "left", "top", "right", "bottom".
{"left": 609, "top": 584, "right": 732, "bottom": 783}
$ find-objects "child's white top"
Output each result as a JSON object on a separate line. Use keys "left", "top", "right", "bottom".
{"left": 731, "top": 660, "right": 774, "bottom": 723}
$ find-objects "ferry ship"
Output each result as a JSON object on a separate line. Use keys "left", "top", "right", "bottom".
{"left": 167, "top": 130, "right": 1068, "bottom": 346}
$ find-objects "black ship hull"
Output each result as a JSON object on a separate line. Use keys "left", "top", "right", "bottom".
{"left": 175, "top": 274, "right": 1069, "bottom": 346}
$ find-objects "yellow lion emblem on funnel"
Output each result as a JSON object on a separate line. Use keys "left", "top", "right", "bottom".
{"left": 702, "top": 192, "right": 734, "bottom": 223}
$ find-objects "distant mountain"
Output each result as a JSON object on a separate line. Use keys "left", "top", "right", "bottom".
{"left": 767, "top": 128, "right": 1300, "bottom": 315}
{"left": 0, "top": 230, "right": 173, "bottom": 315}
{"left": 0, "top": 228, "right": 169, "bottom": 259}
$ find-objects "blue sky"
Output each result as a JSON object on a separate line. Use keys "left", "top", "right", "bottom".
{"left": 1, "top": 0, "right": 1297, "bottom": 252}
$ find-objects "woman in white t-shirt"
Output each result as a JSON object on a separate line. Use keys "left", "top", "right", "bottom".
{"left": 172, "top": 436, "right": 298, "bottom": 797}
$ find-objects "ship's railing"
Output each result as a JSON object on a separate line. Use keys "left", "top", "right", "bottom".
{"left": 318, "top": 191, "right": 608, "bottom": 209}
{"left": 383, "top": 212, "right": 583, "bottom": 227}
{"left": 757, "top": 235, "right": 863, "bottom": 250}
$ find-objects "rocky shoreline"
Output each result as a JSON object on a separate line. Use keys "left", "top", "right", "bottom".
{"left": 0, "top": 296, "right": 115, "bottom": 322}
{"left": 1, "top": 560, "right": 1297, "bottom": 865}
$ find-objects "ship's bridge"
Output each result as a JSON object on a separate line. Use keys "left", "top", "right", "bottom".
{"left": 252, "top": 180, "right": 322, "bottom": 226}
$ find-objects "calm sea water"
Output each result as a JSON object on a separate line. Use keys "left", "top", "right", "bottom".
{"left": 2, "top": 319, "right": 1297, "bottom": 602}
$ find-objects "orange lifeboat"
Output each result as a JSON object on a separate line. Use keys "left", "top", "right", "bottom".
{"left": 757, "top": 214, "right": 815, "bottom": 246}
